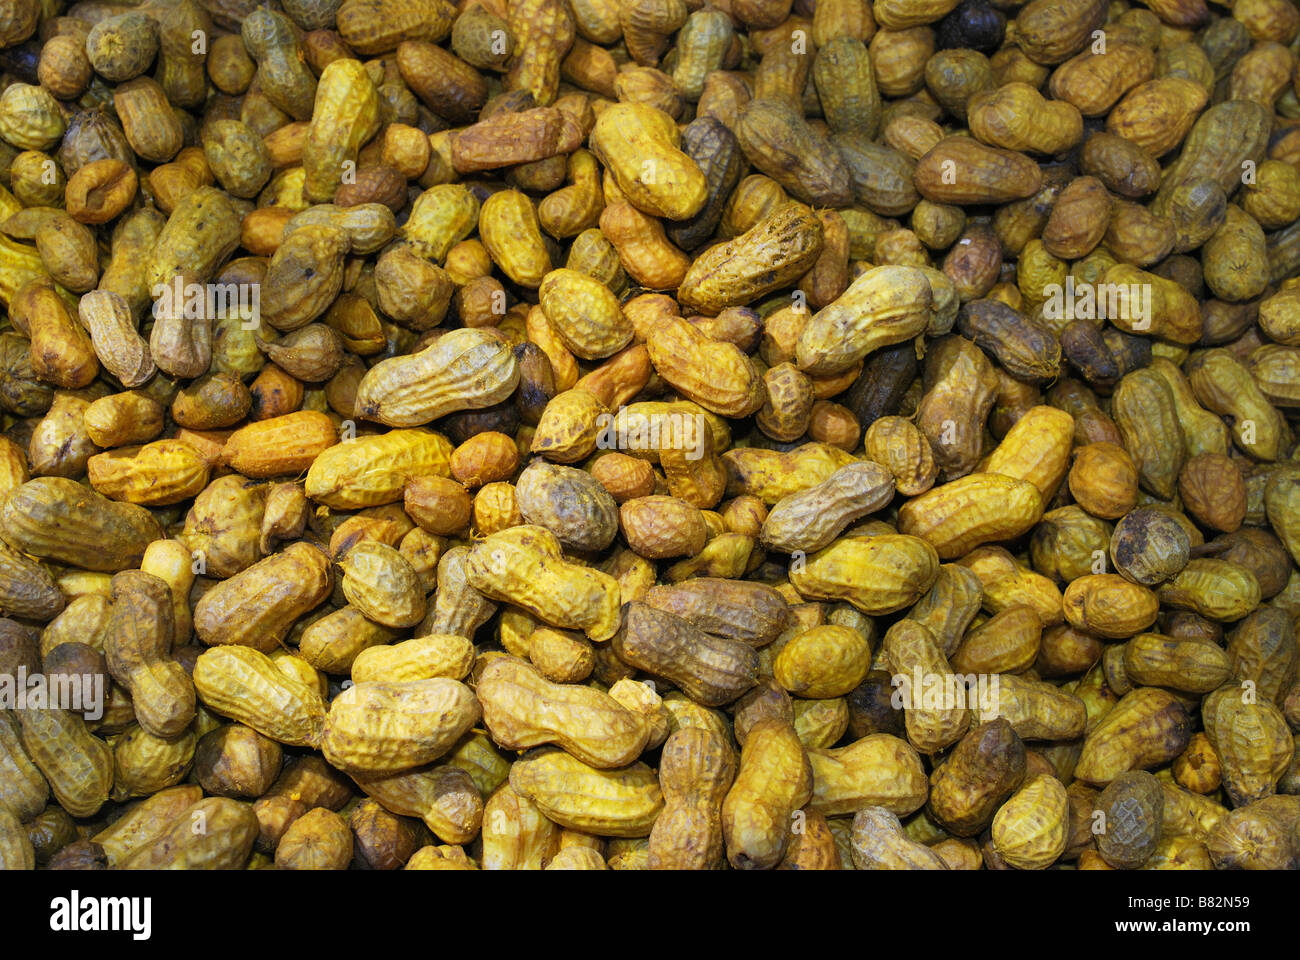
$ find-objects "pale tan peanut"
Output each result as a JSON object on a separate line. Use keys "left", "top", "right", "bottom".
{"left": 353, "top": 329, "right": 519, "bottom": 428}
{"left": 722, "top": 718, "right": 813, "bottom": 869}
{"left": 140, "top": 539, "right": 195, "bottom": 646}
{"left": 509, "top": 748, "right": 663, "bottom": 838}
{"left": 465, "top": 525, "right": 621, "bottom": 642}
{"left": 192, "top": 646, "right": 327, "bottom": 748}
{"left": 477, "top": 657, "right": 648, "bottom": 768}
{"left": 807, "top": 734, "right": 928, "bottom": 817}
{"left": 761, "top": 461, "right": 895, "bottom": 554}
{"left": 849, "top": 806, "right": 949, "bottom": 869}
{"left": 76, "top": 289, "right": 155, "bottom": 388}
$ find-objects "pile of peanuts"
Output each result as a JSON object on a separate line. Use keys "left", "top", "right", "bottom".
{"left": 0, "top": 0, "right": 1299, "bottom": 871}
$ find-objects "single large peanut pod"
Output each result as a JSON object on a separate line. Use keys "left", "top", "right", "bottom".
{"left": 18, "top": 708, "right": 113, "bottom": 818}
{"left": 320, "top": 678, "right": 480, "bottom": 775}
{"left": 477, "top": 657, "right": 649, "bottom": 768}
{"left": 193, "top": 542, "right": 332, "bottom": 651}
{"left": 120, "top": 796, "right": 258, "bottom": 869}
{"left": 649, "top": 726, "right": 737, "bottom": 870}
{"left": 721, "top": 718, "right": 813, "bottom": 869}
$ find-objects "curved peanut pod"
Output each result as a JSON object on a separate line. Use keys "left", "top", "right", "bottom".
{"left": 722, "top": 718, "right": 813, "bottom": 870}
{"left": 789, "top": 534, "right": 940, "bottom": 615}
{"left": 795, "top": 265, "right": 932, "bottom": 376}
{"left": 678, "top": 202, "right": 824, "bottom": 314}
{"left": 928, "top": 719, "right": 1026, "bottom": 837}
{"left": 0, "top": 476, "right": 162, "bottom": 571}
{"left": 477, "top": 657, "right": 649, "bottom": 768}
{"left": 973, "top": 672, "right": 1087, "bottom": 742}
{"left": 353, "top": 764, "right": 483, "bottom": 844}
{"left": 353, "top": 328, "right": 520, "bottom": 428}
{"left": 1075, "top": 687, "right": 1192, "bottom": 785}
{"left": 0, "top": 539, "right": 64, "bottom": 621}
{"left": 761, "top": 461, "right": 895, "bottom": 554}
{"left": 193, "top": 542, "right": 332, "bottom": 652}
{"left": 649, "top": 726, "right": 736, "bottom": 870}
{"left": 306, "top": 428, "right": 454, "bottom": 509}
{"left": 881, "top": 619, "right": 970, "bottom": 754}
{"left": 303, "top": 58, "right": 380, "bottom": 203}
{"left": 192, "top": 646, "right": 326, "bottom": 748}
{"left": 642, "top": 578, "right": 790, "bottom": 646}
{"left": 1202, "top": 685, "right": 1293, "bottom": 809}
{"left": 807, "top": 733, "right": 928, "bottom": 818}
{"left": 465, "top": 525, "right": 621, "bottom": 642}
{"left": 0, "top": 711, "right": 49, "bottom": 821}
{"left": 589, "top": 102, "right": 708, "bottom": 220}
{"left": 613, "top": 602, "right": 759, "bottom": 707}
{"left": 17, "top": 708, "right": 113, "bottom": 818}
{"left": 105, "top": 571, "right": 195, "bottom": 740}
{"left": 897, "top": 473, "right": 1044, "bottom": 560}
{"left": 509, "top": 748, "right": 664, "bottom": 837}
{"left": 120, "top": 796, "right": 258, "bottom": 869}
{"left": 850, "top": 806, "right": 949, "bottom": 869}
